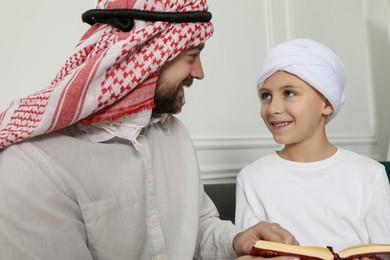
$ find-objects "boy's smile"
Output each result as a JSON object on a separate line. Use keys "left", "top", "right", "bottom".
{"left": 270, "top": 121, "right": 293, "bottom": 128}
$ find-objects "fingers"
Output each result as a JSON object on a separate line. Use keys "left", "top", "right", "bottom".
{"left": 257, "top": 222, "right": 299, "bottom": 245}
{"left": 233, "top": 221, "right": 299, "bottom": 257}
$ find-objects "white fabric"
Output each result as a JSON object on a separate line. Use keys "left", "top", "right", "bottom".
{"left": 88, "top": 110, "right": 152, "bottom": 149}
{"left": 256, "top": 39, "right": 346, "bottom": 123}
{"left": 0, "top": 116, "right": 241, "bottom": 260}
{"left": 235, "top": 148, "right": 390, "bottom": 252}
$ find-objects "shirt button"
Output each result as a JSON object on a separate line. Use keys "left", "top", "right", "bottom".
{"left": 157, "top": 255, "right": 164, "bottom": 260}
{"left": 146, "top": 175, "right": 153, "bottom": 184}
{"left": 149, "top": 215, "right": 158, "bottom": 223}
{"left": 136, "top": 136, "right": 143, "bottom": 144}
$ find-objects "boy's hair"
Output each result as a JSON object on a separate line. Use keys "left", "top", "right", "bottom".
{"left": 256, "top": 38, "right": 345, "bottom": 123}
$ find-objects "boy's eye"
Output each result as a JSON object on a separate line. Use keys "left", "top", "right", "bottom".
{"left": 260, "top": 92, "right": 271, "bottom": 101}
{"left": 284, "top": 90, "right": 295, "bottom": 97}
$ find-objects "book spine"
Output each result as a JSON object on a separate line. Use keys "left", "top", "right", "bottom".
{"left": 327, "top": 246, "right": 341, "bottom": 260}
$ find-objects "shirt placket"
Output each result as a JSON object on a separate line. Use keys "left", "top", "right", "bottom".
{"left": 137, "top": 135, "right": 168, "bottom": 260}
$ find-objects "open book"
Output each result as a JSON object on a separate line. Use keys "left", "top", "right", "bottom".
{"left": 250, "top": 240, "right": 390, "bottom": 260}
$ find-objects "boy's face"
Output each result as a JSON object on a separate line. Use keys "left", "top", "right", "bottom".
{"left": 259, "top": 71, "right": 333, "bottom": 146}
{"left": 153, "top": 44, "right": 205, "bottom": 115}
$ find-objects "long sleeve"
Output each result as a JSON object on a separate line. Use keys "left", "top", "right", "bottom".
{"left": 194, "top": 182, "right": 242, "bottom": 260}
{"left": 364, "top": 167, "right": 390, "bottom": 243}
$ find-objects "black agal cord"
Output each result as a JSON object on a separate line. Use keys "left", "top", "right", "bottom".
{"left": 82, "top": 9, "right": 212, "bottom": 32}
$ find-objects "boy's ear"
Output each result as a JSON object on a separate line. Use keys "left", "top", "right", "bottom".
{"left": 322, "top": 99, "right": 334, "bottom": 116}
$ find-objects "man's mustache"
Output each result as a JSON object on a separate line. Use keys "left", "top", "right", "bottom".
{"left": 182, "top": 76, "right": 193, "bottom": 87}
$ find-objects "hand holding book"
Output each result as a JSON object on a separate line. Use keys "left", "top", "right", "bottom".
{"left": 234, "top": 221, "right": 299, "bottom": 257}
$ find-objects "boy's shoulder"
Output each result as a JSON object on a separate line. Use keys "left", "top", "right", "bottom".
{"left": 237, "top": 149, "right": 385, "bottom": 181}
{"left": 339, "top": 148, "right": 383, "bottom": 169}
{"left": 238, "top": 153, "right": 279, "bottom": 177}
{"left": 335, "top": 149, "right": 386, "bottom": 182}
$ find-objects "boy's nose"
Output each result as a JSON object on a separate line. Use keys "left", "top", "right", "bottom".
{"left": 267, "top": 97, "right": 284, "bottom": 114}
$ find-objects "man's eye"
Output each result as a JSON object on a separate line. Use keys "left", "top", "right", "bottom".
{"left": 189, "top": 53, "right": 198, "bottom": 60}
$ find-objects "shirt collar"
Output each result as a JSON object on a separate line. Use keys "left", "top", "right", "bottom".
{"left": 77, "top": 111, "right": 170, "bottom": 144}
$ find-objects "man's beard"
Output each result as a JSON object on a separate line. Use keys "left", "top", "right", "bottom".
{"left": 153, "top": 76, "right": 193, "bottom": 115}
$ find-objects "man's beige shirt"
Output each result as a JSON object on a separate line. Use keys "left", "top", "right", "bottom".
{"left": 0, "top": 115, "right": 240, "bottom": 260}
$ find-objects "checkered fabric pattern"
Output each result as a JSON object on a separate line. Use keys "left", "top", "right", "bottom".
{"left": 0, "top": 0, "right": 213, "bottom": 149}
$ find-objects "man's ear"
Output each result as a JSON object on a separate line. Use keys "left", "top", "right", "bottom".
{"left": 322, "top": 99, "right": 334, "bottom": 116}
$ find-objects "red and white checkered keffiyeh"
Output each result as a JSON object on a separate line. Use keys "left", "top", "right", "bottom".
{"left": 0, "top": 0, "right": 213, "bottom": 149}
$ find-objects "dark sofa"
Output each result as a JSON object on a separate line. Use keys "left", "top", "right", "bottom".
{"left": 204, "top": 161, "right": 390, "bottom": 224}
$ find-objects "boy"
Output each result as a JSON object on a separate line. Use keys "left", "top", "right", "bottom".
{"left": 235, "top": 39, "right": 390, "bottom": 252}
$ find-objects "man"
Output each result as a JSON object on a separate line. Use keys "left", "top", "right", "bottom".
{"left": 0, "top": 0, "right": 297, "bottom": 259}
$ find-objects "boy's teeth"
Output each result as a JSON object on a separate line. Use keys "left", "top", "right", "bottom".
{"left": 274, "top": 122, "right": 290, "bottom": 127}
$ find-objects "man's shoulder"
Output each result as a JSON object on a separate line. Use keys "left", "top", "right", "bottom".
{"left": 1, "top": 125, "right": 84, "bottom": 157}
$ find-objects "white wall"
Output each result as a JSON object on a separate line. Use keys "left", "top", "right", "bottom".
{"left": 1, "top": 0, "right": 389, "bottom": 183}
{"left": 0, "top": 0, "right": 93, "bottom": 107}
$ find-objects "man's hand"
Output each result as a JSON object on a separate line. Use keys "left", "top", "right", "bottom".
{"left": 233, "top": 221, "right": 299, "bottom": 256}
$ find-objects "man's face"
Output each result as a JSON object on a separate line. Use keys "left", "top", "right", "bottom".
{"left": 153, "top": 44, "right": 205, "bottom": 115}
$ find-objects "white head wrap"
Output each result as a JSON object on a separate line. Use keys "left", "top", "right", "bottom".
{"left": 256, "top": 38, "right": 346, "bottom": 123}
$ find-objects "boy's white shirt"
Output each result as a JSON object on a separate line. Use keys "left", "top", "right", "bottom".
{"left": 235, "top": 148, "right": 390, "bottom": 252}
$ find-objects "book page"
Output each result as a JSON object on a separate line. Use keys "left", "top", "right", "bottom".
{"left": 339, "top": 244, "right": 390, "bottom": 259}
{"left": 253, "top": 240, "right": 333, "bottom": 259}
